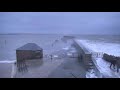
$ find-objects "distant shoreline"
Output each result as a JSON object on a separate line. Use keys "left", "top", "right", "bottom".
{"left": 0, "top": 33, "right": 64, "bottom": 35}
{"left": 0, "top": 33, "right": 120, "bottom": 36}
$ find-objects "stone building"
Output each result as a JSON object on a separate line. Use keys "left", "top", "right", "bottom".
{"left": 16, "top": 43, "right": 43, "bottom": 61}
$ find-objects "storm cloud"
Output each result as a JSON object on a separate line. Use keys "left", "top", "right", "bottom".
{"left": 0, "top": 12, "right": 120, "bottom": 35}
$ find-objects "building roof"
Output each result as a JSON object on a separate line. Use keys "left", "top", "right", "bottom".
{"left": 16, "top": 43, "right": 42, "bottom": 50}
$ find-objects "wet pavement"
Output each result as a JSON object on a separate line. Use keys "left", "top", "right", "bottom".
{"left": 14, "top": 48, "right": 86, "bottom": 78}
{"left": 48, "top": 57, "right": 86, "bottom": 78}
{"left": 0, "top": 63, "right": 13, "bottom": 78}
{"left": 0, "top": 39, "right": 86, "bottom": 78}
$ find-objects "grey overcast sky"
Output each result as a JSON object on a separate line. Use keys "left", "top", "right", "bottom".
{"left": 0, "top": 12, "right": 120, "bottom": 35}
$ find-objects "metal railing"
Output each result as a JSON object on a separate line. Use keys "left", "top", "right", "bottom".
{"left": 92, "top": 52, "right": 104, "bottom": 58}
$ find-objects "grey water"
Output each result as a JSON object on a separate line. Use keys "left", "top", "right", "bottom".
{"left": 0, "top": 34, "right": 120, "bottom": 61}
{"left": 73, "top": 34, "right": 120, "bottom": 43}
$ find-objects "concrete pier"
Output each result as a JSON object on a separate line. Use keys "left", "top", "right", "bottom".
{"left": 73, "top": 39, "right": 93, "bottom": 70}
{"left": 73, "top": 39, "right": 103, "bottom": 78}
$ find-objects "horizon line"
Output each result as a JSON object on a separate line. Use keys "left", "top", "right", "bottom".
{"left": 0, "top": 33, "right": 120, "bottom": 35}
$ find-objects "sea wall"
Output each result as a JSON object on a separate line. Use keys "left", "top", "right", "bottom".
{"left": 73, "top": 39, "right": 103, "bottom": 78}
{"left": 72, "top": 39, "right": 93, "bottom": 70}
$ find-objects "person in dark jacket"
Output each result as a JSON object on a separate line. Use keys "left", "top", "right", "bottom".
{"left": 50, "top": 55, "right": 53, "bottom": 61}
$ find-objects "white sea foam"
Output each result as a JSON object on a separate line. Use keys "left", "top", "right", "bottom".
{"left": 0, "top": 60, "right": 16, "bottom": 63}
{"left": 76, "top": 39, "right": 120, "bottom": 78}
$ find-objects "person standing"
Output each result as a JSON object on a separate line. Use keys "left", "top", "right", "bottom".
{"left": 5, "top": 40, "right": 6, "bottom": 45}
{"left": 50, "top": 54, "right": 53, "bottom": 61}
